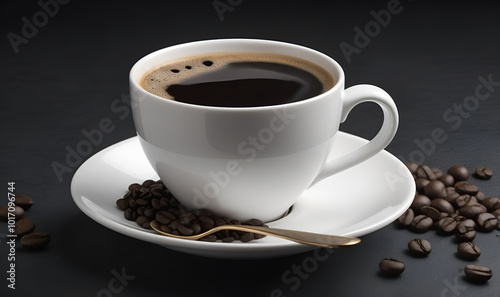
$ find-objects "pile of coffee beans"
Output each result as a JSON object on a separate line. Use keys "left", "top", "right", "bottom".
{"left": 0, "top": 194, "right": 51, "bottom": 250}
{"left": 379, "top": 163, "right": 497, "bottom": 283}
{"left": 116, "top": 180, "right": 268, "bottom": 243}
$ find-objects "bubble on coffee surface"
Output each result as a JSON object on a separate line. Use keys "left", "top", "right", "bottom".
{"left": 140, "top": 52, "right": 334, "bottom": 106}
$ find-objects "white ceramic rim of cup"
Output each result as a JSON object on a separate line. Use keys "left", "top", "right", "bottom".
{"left": 129, "top": 38, "right": 345, "bottom": 111}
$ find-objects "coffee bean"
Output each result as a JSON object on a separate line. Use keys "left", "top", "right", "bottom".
{"left": 492, "top": 209, "right": 500, "bottom": 220}
{"left": 424, "top": 180, "right": 446, "bottom": 199}
{"left": 128, "top": 183, "right": 141, "bottom": 191}
{"left": 379, "top": 258, "right": 405, "bottom": 276}
{"left": 411, "top": 215, "right": 433, "bottom": 233}
{"left": 116, "top": 198, "right": 128, "bottom": 211}
{"left": 141, "top": 179, "right": 156, "bottom": 188}
{"left": 411, "top": 195, "right": 431, "bottom": 213}
{"left": 14, "top": 194, "right": 34, "bottom": 210}
{"left": 445, "top": 191, "right": 460, "bottom": 204}
{"left": 416, "top": 165, "right": 437, "bottom": 180}
{"left": 459, "top": 204, "right": 487, "bottom": 219}
{"left": 0, "top": 205, "right": 25, "bottom": 221}
{"left": 415, "top": 178, "right": 430, "bottom": 193}
{"left": 408, "top": 238, "right": 432, "bottom": 256}
{"left": 178, "top": 224, "right": 194, "bottom": 236}
{"left": 455, "top": 220, "right": 477, "bottom": 242}
{"left": 430, "top": 198, "right": 455, "bottom": 215}
{"left": 481, "top": 197, "right": 500, "bottom": 212}
{"left": 198, "top": 216, "right": 215, "bottom": 231}
{"left": 432, "top": 167, "right": 443, "bottom": 178}
{"left": 14, "top": 217, "right": 36, "bottom": 236}
{"left": 458, "top": 218, "right": 476, "bottom": 229}
{"left": 464, "top": 265, "right": 492, "bottom": 283}
{"left": 446, "top": 186, "right": 458, "bottom": 197}
{"left": 21, "top": 232, "right": 51, "bottom": 250}
{"left": 476, "top": 212, "right": 498, "bottom": 232}
{"left": 455, "top": 181, "right": 479, "bottom": 196}
{"left": 474, "top": 167, "right": 493, "bottom": 180}
{"left": 397, "top": 208, "right": 414, "bottom": 226}
{"left": 447, "top": 165, "right": 470, "bottom": 181}
{"left": 438, "top": 174, "right": 455, "bottom": 187}
{"left": 405, "top": 162, "right": 419, "bottom": 174}
{"left": 124, "top": 208, "right": 136, "bottom": 221}
{"left": 240, "top": 232, "right": 255, "bottom": 242}
{"left": 136, "top": 215, "right": 150, "bottom": 229}
{"left": 421, "top": 206, "right": 440, "bottom": 222}
{"left": 475, "top": 191, "right": 486, "bottom": 201}
{"left": 457, "top": 242, "right": 481, "bottom": 260}
{"left": 453, "top": 194, "right": 477, "bottom": 209}
{"left": 436, "top": 217, "right": 457, "bottom": 234}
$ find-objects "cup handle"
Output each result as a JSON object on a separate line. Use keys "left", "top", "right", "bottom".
{"left": 309, "top": 84, "right": 399, "bottom": 187}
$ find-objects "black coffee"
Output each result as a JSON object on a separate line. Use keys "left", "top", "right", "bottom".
{"left": 141, "top": 53, "right": 334, "bottom": 107}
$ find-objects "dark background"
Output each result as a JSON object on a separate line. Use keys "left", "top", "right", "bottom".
{"left": 1, "top": 1, "right": 499, "bottom": 296}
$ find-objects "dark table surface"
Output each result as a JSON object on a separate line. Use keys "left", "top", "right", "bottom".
{"left": 1, "top": 1, "right": 499, "bottom": 296}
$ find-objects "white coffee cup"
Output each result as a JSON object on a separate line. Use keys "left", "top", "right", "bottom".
{"left": 129, "top": 39, "right": 398, "bottom": 222}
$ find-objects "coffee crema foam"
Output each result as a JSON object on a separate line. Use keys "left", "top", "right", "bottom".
{"left": 140, "top": 52, "right": 335, "bottom": 101}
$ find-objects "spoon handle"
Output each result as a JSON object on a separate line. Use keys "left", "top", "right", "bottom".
{"left": 226, "top": 225, "right": 361, "bottom": 248}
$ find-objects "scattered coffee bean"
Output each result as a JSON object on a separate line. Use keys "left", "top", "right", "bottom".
{"left": 458, "top": 204, "right": 487, "bottom": 219}
{"left": 14, "top": 194, "right": 34, "bottom": 210}
{"left": 438, "top": 174, "right": 455, "bottom": 187}
{"left": 475, "top": 191, "right": 486, "bottom": 201}
{"left": 399, "top": 163, "right": 497, "bottom": 283}
{"left": 21, "top": 232, "right": 51, "bottom": 250}
{"left": 411, "top": 215, "right": 433, "bottom": 233}
{"left": 455, "top": 220, "right": 477, "bottom": 242}
{"left": 14, "top": 217, "right": 36, "bottom": 236}
{"left": 457, "top": 242, "right": 481, "bottom": 260}
{"left": 447, "top": 165, "right": 470, "bottom": 181}
{"left": 415, "top": 178, "right": 431, "bottom": 193}
{"left": 420, "top": 206, "right": 440, "bottom": 222}
{"left": 416, "top": 165, "right": 437, "bottom": 180}
{"left": 0, "top": 205, "right": 25, "bottom": 221}
{"left": 397, "top": 208, "right": 414, "bottom": 226}
{"left": 379, "top": 258, "right": 405, "bottom": 276}
{"left": 475, "top": 167, "right": 493, "bottom": 180}
{"left": 411, "top": 195, "right": 431, "bottom": 213}
{"left": 481, "top": 197, "right": 500, "bottom": 212}
{"left": 455, "top": 181, "right": 479, "bottom": 196}
{"left": 476, "top": 212, "right": 498, "bottom": 232}
{"left": 430, "top": 198, "right": 455, "bottom": 215}
{"left": 424, "top": 180, "right": 447, "bottom": 199}
{"left": 436, "top": 217, "right": 457, "bottom": 234}
{"left": 405, "top": 162, "right": 419, "bottom": 174}
{"left": 408, "top": 238, "right": 432, "bottom": 256}
{"left": 464, "top": 265, "right": 493, "bottom": 283}
{"left": 453, "top": 194, "right": 476, "bottom": 209}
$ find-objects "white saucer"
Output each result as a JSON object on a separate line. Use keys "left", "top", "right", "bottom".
{"left": 71, "top": 132, "right": 415, "bottom": 259}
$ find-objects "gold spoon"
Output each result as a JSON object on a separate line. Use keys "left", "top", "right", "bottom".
{"left": 150, "top": 220, "right": 360, "bottom": 248}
